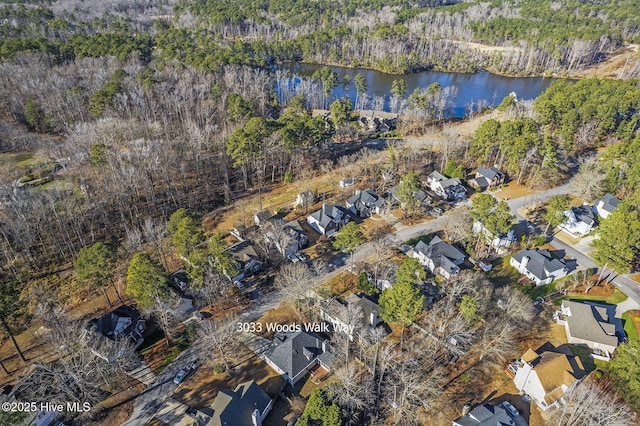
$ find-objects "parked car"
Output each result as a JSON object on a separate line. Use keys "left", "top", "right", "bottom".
{"left": 502, "top": 401, "right": 519, "bottom": 417}
{"left": 173, "top": 369, "right": 187, "bottom": 384}
{"left": 295, "top": 252, "right": 308, "bottom": 262}
{"left": 431, "top": 207, "right": 443, "bottom": 216}
{"left": 533, "top": 297, "right": 544, "bottom": 305}
{"left": 185, "top": 407, "right": 198, "bottom": 418}
{"left": 287, "top": 253, "right": 300, "bottom": 263}
{"left": 521, "top": 394, "right": 531, "bottom": 403}
{"left": 616, "top": 330, "right": 629, "bottom": 343}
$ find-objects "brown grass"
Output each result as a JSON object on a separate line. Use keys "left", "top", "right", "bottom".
{"left": 320, "top": 271, "right": 357, "bottom": 297}
{"left": 173, "top": 347, "right": 285, "bottom": 408}
{"left": 491, "top": 181, "right": 535, "bottom": 199}
{"left": 254, "top": 302, "right": 302, "bottom": 339}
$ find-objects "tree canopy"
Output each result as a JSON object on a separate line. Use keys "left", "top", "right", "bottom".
{"left": 592, "top": 202, "right": 640, "bottom": 273}
{"left": 379, "top": 280, "right": 424, "bottom": 328}
{"left": 126, "top": 252, "right": 168, "bottom": 308}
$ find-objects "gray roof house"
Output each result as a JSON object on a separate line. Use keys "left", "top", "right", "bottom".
{"left": 468, "top": 167, "right": 506, "bottom": 190}
{"left": 272, "top": 220, "right": 308, "bottom": 257}
{"left": 558, "top": 205, "right": 595, "bottom": 237}
{"left": 209, "top": 380, "right": 273, "bottom": 426}
{"left": 254, "top": 209, "right": 274, "bottom": 226}
{"left": 412, "top": 236, "right": 467, "bottom": 279}
{"left": 306, "top": 204, "right": 349, "bottom": 236}
{"left": 510, "top": 249, "right": 568, "bottom": 286}
{"left": 427, "top": 171, "right": 467, "bottom": 201}
{"left": 555, "top": 300, "right": 619, "bottom": 360}
{"left": 389, "top": 187, "right": 430, "bottom": 207}
{"left": 346, "top": 188, "right": 386, "bottom": 217}
{"left": 86, "top": 305, "right": 146, "bottom": 362}
{"left": 593, "top": 193, "right": 621, "bottom": 220}
{"left": 452, "top": 403, "right": 514, "bottom": 426}
{"left": 227, "top": 241, "right": 263, "bottom": 282}
{"left": 264, "top": 331, "right": 334, "bottom": 385}
{"left": 320, "top": 293, "right": 384, "bottom": 341}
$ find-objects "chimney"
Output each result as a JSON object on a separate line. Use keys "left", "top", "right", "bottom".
{"left": 251, "top": 409, "right": 261, "bottom": 426}
{"left": 520, "top": 256, "right": 530, "bottom": 273}
{"left": 462, "top": 404, "right": 471, "bottom": 416}
{"left": 355, "top": 189, "right": 361, "bottom": 196}
{"left": 322, "top": 340, "right": 330, "bottom": 353}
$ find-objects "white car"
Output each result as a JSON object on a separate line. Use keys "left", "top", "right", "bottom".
{"left": 287, "top": 253, "right": 300, "bottom": 263}
{"left": 173, "top": 369, "right": 187, "bottom": 384}
{"left": 502, "top": 401, "right": 519, "bottom": 417}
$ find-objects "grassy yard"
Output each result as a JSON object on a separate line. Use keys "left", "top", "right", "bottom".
{"left": 568, "top": 345, "right": 597, "bottom": 372}
{"left": 405, "top": 234, "right": 432, "bottom": 247}
{"left": 622, "top": 310, "right": 640, "bottom": 341}
{"left": 552, "top": 288, "right": 628, "bottom": 306}
{"left": 486, "top": 256, "right": 558, "bottom": 300}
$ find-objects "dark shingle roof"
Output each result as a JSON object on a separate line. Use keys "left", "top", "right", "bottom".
{"left": 414, "top": 236, "right": 466, "bottom": 275}
{"left": 571, "top": 205, "right": 595, "bottom": 226}
{"left": 347, "top": 189, "right": 385, "bottom": 212}
{"left": 265, "top": 331, "right": 333, "bottom": 379}
{"left": 452, "top": 404, "right": 513, "bottom": 426}
{"left": 598, "top": 193, "right": 621, "bottom": 214}
{"left": 209, "top": 380, "right": 271, "bottom": 426}
{"left": 309, "top": 204, "right": 347, "bottom": 228}
{"left": 476, "top": 167, "right": 502, "bottom": 181}
{"left": 87, "top": 305, "right": 141, "bottom": 340}
{"left": 512, "top": 249, "right": 566, "bottom": 282}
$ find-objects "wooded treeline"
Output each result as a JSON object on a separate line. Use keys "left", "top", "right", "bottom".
{"left": 2, "top": 0, "right": 640, "bottom": 76}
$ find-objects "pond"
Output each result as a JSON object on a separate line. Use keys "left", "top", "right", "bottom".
{"left": 275, "top": 63, "right": 557, "bottom": 117}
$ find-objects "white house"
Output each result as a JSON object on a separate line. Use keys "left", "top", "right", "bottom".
{"left": 346, "top": 188, "right": 386, "bottom": 217}
{"left": 472, "top": 221, "right": 515, "bottom": 254}
{"left": 558, "top": 205, "right": 595, "bottom": 237}
{"left": 510, "top": 248, "right": 568, "bottom": 286}
{"left": 427, "top": 171, "right": 466, "bottom": 201}
{"left": 412, "top": 236, "right": 466, "bottom": 279}
{"left": 593, "top": 193, "right": 620, "bottom": 220}
{"left": 513, "top": 348, "right": 585, "bottom": 411}
{"left": 555, "top": 300, "right": 619, "bottom": 361}
{"left": 452, "top": 404, "right": 514, "bottom": 426}
{"left": 306, "top": 204, "right": 349, "bottom": 236}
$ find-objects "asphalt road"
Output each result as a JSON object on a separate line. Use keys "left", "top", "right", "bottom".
{"left": 122, "top": 180, "right": 640, "bottom": 424}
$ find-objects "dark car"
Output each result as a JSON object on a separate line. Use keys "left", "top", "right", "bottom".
{"left": 616, "top": 330, "right": 629, "bottom": 343}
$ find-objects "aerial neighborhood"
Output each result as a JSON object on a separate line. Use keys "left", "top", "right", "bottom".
{"left": 1, "top": 1, "right": 640, "bottom": 426}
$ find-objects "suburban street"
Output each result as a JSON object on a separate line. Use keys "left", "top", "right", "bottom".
{"left": 122, "top": 179, "right": 640, "bottom": 424}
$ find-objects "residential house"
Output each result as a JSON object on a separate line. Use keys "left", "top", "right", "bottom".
{"left": 472, "top": 221, "right": 516, "bottom": 253}
{"left": 264, "top": 331, "right": 334, "bottom": 385}
{"left": 294, "top": 190, "right": 315, "bottom": 210}
{"left": 209, "top": 380, "right": 273, "bottom": 426}
{"left": 339, "top": 178, "right": 355, "bottom": 188}
{"left": 169, "top": 270, "right": 189, "bottom": 293}
{"left": 427, "top": 171, "right": 467, "bottom": 201}
{"left": 254, "top": 209, "right": 274, "bottom": 227}
{"left": 468, "top": 167, "right": 506, "bottom": 190}
{"left": 555, "top": 300, "right": 619, "bottom": 360}
{"left": 86, "top": 305, "right": 146, "bottom": 362}
{"left": 227, "top": 240, "right": 263, "bottom": 282}
{"left": 593, "top": 193, "right": 620, "bottom": 220}
{"left": 452, "top": 404, "right": 514, "bottom": 426}
{"left": 267, "top": 220, "right": 308, "bottom": 257}
{"left": 320, "top": 293, "right": 384, "bottom": 341}
{"left": 389, "top": 187, "right": 430, "bottom": 207}
{"left": 558, "top": 205, "right": 595, "bottom": 237}
{"left": 510, "top": 248, "right": 568, "bottom": 286}
{"left": 513, "top": 347, "right": 585, "bottom": 411}
{"left": 306, "top": 204, "right": 349, "bottom": 236}
{"left": 357, "top": 110, "right": 398, "bottom": 133}
{"left": 412, "top": 236, "right": 467, "bottom": 279}
{"left": 346, "top": 188, "right": 387, "bottom": 217}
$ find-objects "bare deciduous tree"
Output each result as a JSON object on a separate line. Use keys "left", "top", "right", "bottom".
{"left": 550, "top": 381, "right": 636, "bottom": 426}
{"left": 199, "top": 317, "right": 240, "bottom": 372}
{"left": 275, "top": 262, "right": 315, "bottom": 313}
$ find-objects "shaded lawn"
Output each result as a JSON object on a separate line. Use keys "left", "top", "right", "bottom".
{"left": 568, "top": 345, "right": 596, "bottom": 372}
{"left": 487, "top": 256, "right": 558, "bottom": 300}
{"left": 318, "top": 271, "right": 357, "bottom": 298}
{"left": 254, "top": 302, "right": 302, "bottom": 339}
{"left": 552, "top": 289, "right": 628, "bottom": 306}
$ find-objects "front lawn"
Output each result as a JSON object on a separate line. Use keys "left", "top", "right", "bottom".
{"left": 552, "top": 288, "right": 628, "bottom": 306}
{"left": 486, "top": 256, "right": 557, "bottom": 299}
{"left": 622, "top": 310, "right": 640, "bottom": 341}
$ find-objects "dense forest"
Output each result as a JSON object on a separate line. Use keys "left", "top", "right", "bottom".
{"left": 1, "top": 0, "right": 640, "bottom": 75}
